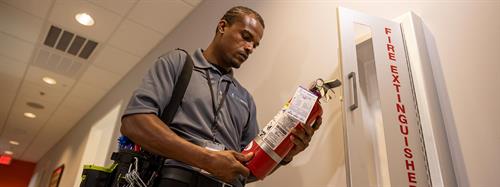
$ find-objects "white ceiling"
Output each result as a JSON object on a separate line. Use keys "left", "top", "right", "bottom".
{"left": 0, "top": 0, "right": 201, "bottom": 162}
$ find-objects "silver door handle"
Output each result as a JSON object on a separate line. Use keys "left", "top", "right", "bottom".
{"left": 348, "top": 72, "right": 358, "bottom": 111}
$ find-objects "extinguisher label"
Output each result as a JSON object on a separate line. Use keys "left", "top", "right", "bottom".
{"left": 256, "top": 87, "right": 317, "bottom": 150}
{"left": 286, "top": 86, "right": 318, "bottom": 123}
{"left": 260, "top": 109, "right": 298, "bottom": 150}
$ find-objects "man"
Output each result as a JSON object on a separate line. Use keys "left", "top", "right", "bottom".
{"left": 121, "top": 6, "right": 321, "bottom": 187}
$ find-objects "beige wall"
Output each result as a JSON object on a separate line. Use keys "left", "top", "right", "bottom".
{"left": 32, "top": 1, "right": 500, "bottom": 187}
{"left": 31, "top": 100, "right": 125, "bottom": 187}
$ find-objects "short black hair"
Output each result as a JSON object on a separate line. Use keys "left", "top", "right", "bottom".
{"left": 220, "top": 6, "right": 265, "bottom": 30}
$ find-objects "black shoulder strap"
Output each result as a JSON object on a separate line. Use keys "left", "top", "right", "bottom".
{"left": 160, "top": 49, "right": 193, "bottom": 123}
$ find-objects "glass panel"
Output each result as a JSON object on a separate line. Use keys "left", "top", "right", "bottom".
{"left": 353, "top": 22, "right": 390, "bottom": 187}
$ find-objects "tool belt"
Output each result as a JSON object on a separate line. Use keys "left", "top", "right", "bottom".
{"left": 80, "top": 150, "right": 163, "bottom": 187}
{"left": 155, "top": 166, "right": 231, "bottom": 187}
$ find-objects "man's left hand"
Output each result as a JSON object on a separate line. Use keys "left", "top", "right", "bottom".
{"left": 282, "top": 116, "right": 323, "bottom": 164}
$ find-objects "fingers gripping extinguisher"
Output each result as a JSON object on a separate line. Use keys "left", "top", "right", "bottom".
{"left": 242, "top": 79, "right": 341, "bottom": 180}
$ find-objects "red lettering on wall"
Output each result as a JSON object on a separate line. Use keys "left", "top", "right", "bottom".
{"left": 385, "top": 27, "right": 392, "bottom": 35}
{"left": 392, "top": 74, "right": 400, "bottom": 84}
{"left": 406, "top": 160, "right": 415, "bottom": 171}
{"left": 396, "top": 103, "right": 406, "bottom": 113}
{"left": 400, "top": 125, "right": 409, "bottom": 135}
{"left": 393, "top": 84, "right": 401, "bottom": 92}
{"left": 391, "top": 65, "right": 398, "bottom": 73}
{"left": 404, "top": 148, "right": 413, "bottom": 158}
{"left": 386, "top": 26, "right": 418, "bottom": 186}
{"left": 399, "top": 114, "right": 408, "bottom": 124}
{"left": 408, "top": 172, "right": 417, "bottom": 184}
{"left": 389, "top": 52, "right": 396, "bottom": 61}
{"left": 387, "top": 44, "right": 395, "bottom": 53}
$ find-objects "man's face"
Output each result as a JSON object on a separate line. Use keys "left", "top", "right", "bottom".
{"left": 218, "top": 14, "right": 264, "bottom": 69}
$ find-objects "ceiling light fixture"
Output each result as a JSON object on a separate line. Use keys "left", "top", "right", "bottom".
{"left": 9, "top": 141, "right": 20, "bottom": 146}
{"left": 24, "top": 112, "right": 36, "bottom": 119}
{"left": 75, "top": 13, "right": 95, "bottom": 26}
{"left": 4, "top": 151, "right": 13, "bottom": 155}
{"left": 42, "top": 76, "right": 57, "bottom": 85}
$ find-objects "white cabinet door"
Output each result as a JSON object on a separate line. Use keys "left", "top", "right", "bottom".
{"left": 337, "top": 7, "right": 431, "bottom": 187}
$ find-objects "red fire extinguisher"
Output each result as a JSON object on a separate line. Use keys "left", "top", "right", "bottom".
{"left": 242, "top": 79, "right": 341, "bottom": 179}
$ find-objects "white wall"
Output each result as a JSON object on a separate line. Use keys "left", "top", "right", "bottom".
{"left": 33, "top": 1, "right": 500, "bottom": 187}
{"left": 31, "top": 101, "right": 125, "bottom": 187}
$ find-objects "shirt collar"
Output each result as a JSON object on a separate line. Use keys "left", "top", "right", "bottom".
{"left": 193, "top": 48, "right": 237, "bottom": 86}
{"left": 192, "top": 48, "right": 211, "bottom": 69}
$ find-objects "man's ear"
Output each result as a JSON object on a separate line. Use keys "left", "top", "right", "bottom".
{"left": 218, "top": 20, "right": 228, "bottom": 34}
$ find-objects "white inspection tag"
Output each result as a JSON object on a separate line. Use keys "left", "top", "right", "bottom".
{"left": 200, "top": 140, "right": 225, "bottom": 175}
{"left": 285, "top": 87, "right": 318, "bottom": 124}
{"left": 202, "top": 140, "right": 225, "bottom": 151}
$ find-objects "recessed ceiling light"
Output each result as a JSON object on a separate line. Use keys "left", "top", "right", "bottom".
{"left": 75, "top": 13, "right": 95, "bottom": 26}
{"left": 42, "top": 77, "right": 57, "bottom": 85}
{"left": 9, "top": 141, "right": 20, "bottom": 146}
{"left": 4, "top": 151, "right": 13, "bottom": 155}
{"left": 24, "top": 112, "right": 36, "bottom": 119}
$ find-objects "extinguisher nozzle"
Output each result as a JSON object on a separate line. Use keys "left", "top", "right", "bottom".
{"left": 315, "top": 79, "right": 342, "bottom": 102}
{"left": 324, "top": 79, "right": 341, "bottom": 89}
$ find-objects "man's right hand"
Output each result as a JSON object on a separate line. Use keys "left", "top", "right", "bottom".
{"left": 205, "top": 150, "right": 254, "bottom": 183}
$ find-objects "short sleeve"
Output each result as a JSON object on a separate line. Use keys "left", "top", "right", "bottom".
{"left": 122, "top": 50, "right": 186, "bottom": 118}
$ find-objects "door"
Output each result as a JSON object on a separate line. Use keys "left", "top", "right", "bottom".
{"left": 337, "top": 7, "right": 431, "bottom": 187}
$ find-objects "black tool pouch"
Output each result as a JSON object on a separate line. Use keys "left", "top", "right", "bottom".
{"left": 108, "top": 150, "right": 164, "bottom": 187}
{"left": 80, "top": 164, "right": 116, "bottom": 187}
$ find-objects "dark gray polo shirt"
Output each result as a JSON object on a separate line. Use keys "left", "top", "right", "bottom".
{"left": 123, "top": 48, "right": 259, "bottom": 186}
